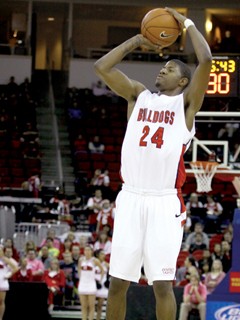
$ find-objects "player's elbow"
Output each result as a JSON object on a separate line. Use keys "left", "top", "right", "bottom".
{"left": 94, "top": 60, "right": 106, "bottom": 76}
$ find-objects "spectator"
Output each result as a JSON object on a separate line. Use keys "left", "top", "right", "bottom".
{"left": 77, "top": 244, "right": 104, "bottom": 320}
{"left": 0, "top": 246, "right": 18, "bottom": 320}
{"left": 20, "top": 122, "right": 39, "bottom": 146}
{"left": 219, "top": 30, "right": 238, "bottom": 53}
{"left": 59, "top": 238, "right": 73, "bottom": 260}
{"left": 96, "top": 199, "right": 115, "bottom": 234}
{"left": 175, "top": 257, "right": 198, "bottom": 287}
{"left": 211, "top": 243, "right": 222, "bottom": 261}
{"left": 3, "top": 238, "right": 19, "bottom": 262}
{"left": 185, "top": 193, "right": 204, "bottom": 226}
{"left": 198, "top": 249, "right": 213, "bottom": 277}
{"left": 40, "top": 229, "right": 61, "bottom": 250}
{"left": 71, "top": 245, "right": 81, "bottom": 265}
{"left": 94, "top": 249, "right": 110, "bottom": 320}
{"left": 204, "top": 195, "right": 223, "bottom": 233}
{"left": 184, "top": 192, "right": 203, "bottom": 239}
{"left": 78, "top": 235, "right": 88, "bottom": 256}
{"left": 90, "top": 169, "right": 110, "bottom": 188}
{"left": 24, "top": 240, "right": 37, "bottom": 255}
{"left": 41, "top": 237, "right": 60, "bottom": 259}
{"left": 222, "top": 229, "right": 233, "bottom": 245}
{"left": 3, "top": 248, "right": 18, "bottom": 269}
{"left": 204, "top": 259, "right": 226, "bottom": 295}
{"left": 38, "top": 245, "right": 52, "bottom": 270}
{"left": 59, "top": 252, "right": 77, "bottom": 302}
{"left": 26, "top": 249, "right": 45, "bottom": 281}
{"left": 65, "top": 231, "right": 79, "bottom": 246}
{"left": 221, "top": 240, "right": 232, "bottom": 273}
{"left": 183, "top": 223, "right": 209, "bottom": 251}
{"left": 189, "top": 233, "right": 207, "bottom": 254}
{"left": 86, "top": 189, "right": 103, "bottom": 232}
{"left": 89, "top": 169, "right": 112, "bottom": 199}
{"left": 11, "top": 256, "right": 33, "bottom": 282}
{"left": 88, "top": 135, "right": 105, "bottom": 154}
{"left": 200, "top": 262, "right": 211, "bottom": 283}
{"left": 217, "top": 122, "right": 239, "bottom": 140}
{"left": 74, "top": 133, "right": 87, "bottom": 152}
{"left": 49, "top": 192, "right": 71, "bottom": 223}
{"left": 68, "top": 101, "right": 83, "bottom": 121}
{"left": 26, "top": 173, "right": 41, "bottom": 198}
{"left": 71, "top": 244, "right": 81, "bottom": 301}
{"left": 44, "top": 258, "right": 66, "bottom": 313}
{"left": 93, "top": 231, "right": 112, "bottom": 260}
{"left": 19, "top": 77, "right": 32, "bottom": 96}
{"left": 23, "top": 141, "right": 41, "bottom": 160}
{"left": 178, "top": 273, "right": 207, "bottom": 320}
{"left": 6, "top": 76, "right": 18, "bottom": 98}
{"left": 186, "top": 193, "right": 204, "bottom": 212}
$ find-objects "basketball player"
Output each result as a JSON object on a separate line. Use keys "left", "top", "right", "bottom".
{"left": 94, "top": 7, "right": 212, "bottom": 320}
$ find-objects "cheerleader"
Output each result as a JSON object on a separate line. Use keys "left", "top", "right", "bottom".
{"left": 78, "top": 244, "right": 104, "bottom": 320}
{"left": 0, "top": 246, "right": 18, "bottom": 320}
{"left": 95, "top": 249, "right": 110, "bottom": 320}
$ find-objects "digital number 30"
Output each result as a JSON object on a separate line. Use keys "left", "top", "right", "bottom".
{"left": 206, "top": 72, "right": 230, "bottom": 94}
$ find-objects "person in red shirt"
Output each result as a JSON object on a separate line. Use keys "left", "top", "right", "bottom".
{"left": 11, "top": 256, "right": 33, "bottom": 282}
{"left": 178, "top": 273, "right": 207, "bottom": 320}
{"left": 44, "top": 258, "right": 66, "bottom": 312}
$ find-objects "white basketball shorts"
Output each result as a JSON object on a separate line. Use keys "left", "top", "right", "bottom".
{"left": 109, "top": 184, "right": 186, "bottom": 285}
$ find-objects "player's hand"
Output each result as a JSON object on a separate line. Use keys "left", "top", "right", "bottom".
{"left": 165, "top": 7, "right": 186, "bottom": 27}
{"left": 137, "top": 34, "right": 164, "bottom": 52}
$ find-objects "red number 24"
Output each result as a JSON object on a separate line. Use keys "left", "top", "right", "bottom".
{"left": 139, "top": 126, "right": 164, "bottom": 148}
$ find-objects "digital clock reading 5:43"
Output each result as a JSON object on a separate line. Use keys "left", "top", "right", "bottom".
{"left": 205, "top": 57, "right": 238, "bottom": 97}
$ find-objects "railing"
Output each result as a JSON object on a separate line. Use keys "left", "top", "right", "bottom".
{"left": 0, "top": 43, "right": 28, "bottom": 55}
{"left": 13, "top": 222, "right": 70, "bottom": 255}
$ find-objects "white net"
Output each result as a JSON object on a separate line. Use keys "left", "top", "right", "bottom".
{"left": 190, "top": 161, "right": 219, "bottom": 193}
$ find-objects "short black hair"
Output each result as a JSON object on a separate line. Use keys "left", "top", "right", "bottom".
{"left": 171, "top": 59, "right": 192, "bottom": 84}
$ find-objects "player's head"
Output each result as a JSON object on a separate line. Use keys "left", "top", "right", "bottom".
{"left": 171, "top": 59, "right": 192, "bottom": 84}
{"left": 156, "top": 59, "right": 191, "bottom": 92}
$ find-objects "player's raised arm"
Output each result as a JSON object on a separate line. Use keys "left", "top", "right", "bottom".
{"left": 94, "top": 35, "right": 157, "bottom": 103}
{"left": 166, "top": 8, "right": 212, "bottom": 115}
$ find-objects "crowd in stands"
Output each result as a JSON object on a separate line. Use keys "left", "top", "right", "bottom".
{"left": 0, "top": 78, "right": 238, "bottom": 320}
{"left": 0, "top": 209, "right": 233, "bottom": 319}
{"left": 0, "top": 76, "right": 41, "bottom": 191}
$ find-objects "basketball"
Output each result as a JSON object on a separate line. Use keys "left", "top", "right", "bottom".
{"left": 141, "top": 8, "right": 181, "bottom": 47}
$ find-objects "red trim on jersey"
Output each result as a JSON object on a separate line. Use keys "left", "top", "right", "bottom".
{"left": 181, "top": 219, "right": 186, "bottom": 227}
{"left": 175, "top": 145, "right": 187, "bottom": 213}
{"left": 81, "top": 265, "right": 93, "bottom": 271}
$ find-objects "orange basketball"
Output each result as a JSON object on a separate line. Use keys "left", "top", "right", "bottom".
{"left": 141, "top": 8, "right": 181, "bottom": 47}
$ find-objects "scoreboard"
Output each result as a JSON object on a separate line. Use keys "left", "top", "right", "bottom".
{"left": 205, "top": 57, "right": 239, "bottom": 97}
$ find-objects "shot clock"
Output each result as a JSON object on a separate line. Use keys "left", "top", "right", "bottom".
{"left": 205, "top": 57, "right": 239, "bottom": 97}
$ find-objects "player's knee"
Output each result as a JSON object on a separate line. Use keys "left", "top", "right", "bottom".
{"left": 109, "top": 277, "right": 130, "bottom": 295}
{"left": 153, "top": 280, "right": 173, "bottom": 298}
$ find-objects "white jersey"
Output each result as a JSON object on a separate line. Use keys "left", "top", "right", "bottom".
{"left": 0, "top": 259, "right": 10, "bottom": 291}
{"left": 78, "top": 257, "right": 97, "bottom": 295}
{"left": 120, "top": 90, "right": 195, "bottom": 191}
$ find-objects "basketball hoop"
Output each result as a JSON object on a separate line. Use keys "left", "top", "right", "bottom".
{"left": 190, "top": 161, "right": 219, "bottom": 193}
